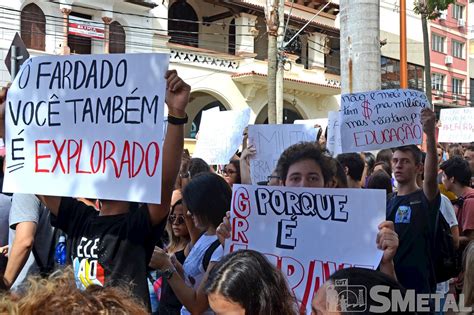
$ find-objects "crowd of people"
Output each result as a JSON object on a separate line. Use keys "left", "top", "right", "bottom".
{"left": 0, "top": 71, "right": 473, "bottom": 314}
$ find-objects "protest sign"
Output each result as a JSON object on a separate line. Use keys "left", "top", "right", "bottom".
{"left": 193, "top": 108, "right": 251, "bottom": 165}
{"left": 294, "top": 118, "right": 328, "bottom": 133}
{"left": 226, "top": 185, "right": 385, "bottom": 314}
{"left": 248, "top": 124, "right": 318, "bottom": 184}
{"left": 4, "top": 53, "right": 169, "bottom": 203}
{"left": 339, "top": 89, "right": 429, "bottom": 153}
{"left": 326, "top": 111, "right": 342, "bottom": 156}
{"left": 438, "top": 108, "right": 474, "bottom": 143}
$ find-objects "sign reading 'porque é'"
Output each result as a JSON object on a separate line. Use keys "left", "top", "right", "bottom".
{"left": 226, "top": 184, "right": 385, "bottom": 314}
{"left": 4, "top": 53, "right": 169, "bottom": 203}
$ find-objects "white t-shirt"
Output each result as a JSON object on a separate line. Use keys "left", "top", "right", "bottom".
{"left": 181, "top": 233, "right": 223, "bottom": 315}
{"left": 436, "top": 194, "right": 458, "bottom": 294}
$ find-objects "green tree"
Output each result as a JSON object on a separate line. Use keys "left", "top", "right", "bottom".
{"left": 414, "top": 0, "right": 455, "bottom": 109}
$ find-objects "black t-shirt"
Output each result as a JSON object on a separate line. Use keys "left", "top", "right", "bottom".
{"left": 50, "top": 197, "right": 164, "bottom": 307}
{"left": 387, "top": 189, "right": 440, "bottom": 294}
{"left": 158, "top": 249, "right": 186, "bottom": 315}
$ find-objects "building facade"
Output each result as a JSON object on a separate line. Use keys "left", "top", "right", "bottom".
{"left": 430, "top": 0, "right": 470, "bottom": 110}
{"left": 0, "top": 0, "right": 341, "bottom": 141}
{"left": 379, "top": 0, "right": 425, "bottom": 92}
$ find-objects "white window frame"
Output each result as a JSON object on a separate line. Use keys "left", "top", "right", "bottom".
{"left": 431, "top": 34, "right": 445, "bottom": 53}
{"left": 453, "top": 4, "right": 464, "bottom": 20}
{"left": 452, "top": 40, "right": 464, "bottom": 59}
{"left": 431, "top": 73, "right": 445, "bottom": 91}
{"left": 452, "top": 78, "right": 463, "bottom": 95}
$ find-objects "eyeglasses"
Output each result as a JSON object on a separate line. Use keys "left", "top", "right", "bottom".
{"left": 168, "top": 214, "right": 185, "bottom": 225}
{"left": 223, "top": 169, "right": 237, "bottom": 176}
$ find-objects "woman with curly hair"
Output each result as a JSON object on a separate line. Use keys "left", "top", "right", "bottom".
{"left": 0, "top": 268, "right": 148, "bottom": 315}
{"left": 205, "top": 250, "right": 299, "bottom": 315}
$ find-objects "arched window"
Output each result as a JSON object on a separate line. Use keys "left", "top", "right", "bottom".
{"left": 168, "top": 0, "right": 198, "bottom": 47}
{"left": 228, "top": 19, "right": 235, "bottom": 55}
{"left": 21, "top": 3, "right": 46, "bottom": 51}
{"left": 189, "top": 101, "right": 226, "bottom": 138}
{"left": 255, "top": 103, "right": 303, "bottom": 124}
{"left": 109, "top": 21, "right": 126, "bottom": 54}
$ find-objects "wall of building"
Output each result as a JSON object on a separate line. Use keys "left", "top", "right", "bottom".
{"left": 430, "top": 0, "right": 470, "bottom": 107}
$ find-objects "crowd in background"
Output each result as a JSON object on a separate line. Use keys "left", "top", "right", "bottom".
{"left": 0, "top": 73, "right": 473, "bottom": 314}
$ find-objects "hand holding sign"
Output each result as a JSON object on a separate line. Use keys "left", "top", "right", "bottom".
{"left": 376, "top": 221, "right": 398, "bottom": 278}
{"left": 420, "top": 108, "right": 436, "bottom": 135}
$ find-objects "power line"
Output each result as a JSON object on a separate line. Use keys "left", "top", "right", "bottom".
{"left": 46, "top": 1, "right": 265, "bottom": 28}
{"left": 0, "top": 7, "right": 261, "bottom": 38}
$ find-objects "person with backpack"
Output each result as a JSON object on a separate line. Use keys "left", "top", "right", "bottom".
{"left": 149, "top": 173, "right": 230, "bottom": 315}
{"left": 2, "top": 194, "right": 54, "bottom": 289}
{"left": 386, "top": 108, "right": 441, "bottom": 295}
{"left": 440, "top": 157, "right": 474, "bottom": 249}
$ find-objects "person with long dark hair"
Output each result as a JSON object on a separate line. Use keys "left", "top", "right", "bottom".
{"left": 149, "top": 173, "right": 231, "bottom": 315}
{"left": 157, "top": 190, "right": 191, "bottom": 315}
{"left": 223, "top": 160, "right": 241, "bottom": 188}
{"left": 205, "top": 250, "right": 298, "bottom": 315}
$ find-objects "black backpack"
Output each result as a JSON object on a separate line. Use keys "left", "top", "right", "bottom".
{"left": 387, "top": 192, "right": 459, "bottom": 284}
{"left": 32, "top": 228, "right": 70, "bottom": 277}
{"left": 431, "top": 207, "right": 459, "bottom": 283}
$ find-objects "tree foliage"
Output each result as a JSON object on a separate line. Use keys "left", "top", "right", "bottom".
{"left": 414, "top": 0, "right": 455, "bottom": 20}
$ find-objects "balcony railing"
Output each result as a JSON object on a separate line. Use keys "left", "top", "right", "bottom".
{"left": 170, "top": 48, "right": 240, "bottom": 71}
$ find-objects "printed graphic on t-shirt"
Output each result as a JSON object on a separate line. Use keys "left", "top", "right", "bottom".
{"left": 395, "top": 206, "right": 411, "bottom": 223}
{"left": 73, "top": 236, "right": 105, "bottom": 288}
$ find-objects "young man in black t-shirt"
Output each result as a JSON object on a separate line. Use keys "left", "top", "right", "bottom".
{"left": 387, "top": 108, "right": 440, "bottom": 295}
{"left": 38, "top": 70, "right": 190, "bottom": 308}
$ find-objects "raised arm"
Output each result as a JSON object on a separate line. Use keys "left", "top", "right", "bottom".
{"left": 36, "top": 196, "right": 61, "bottom": 217}
{"left": 148, "top": 70, "right": 190, "bottom": 226}
{"left": 3, "top": 221, "right": 36, "bottom": 289}
{"left": 239, "top": 145, "right": 256, "bottom": 185}
{"left": 421, "top": 108, "right": 439, "bottom": 202}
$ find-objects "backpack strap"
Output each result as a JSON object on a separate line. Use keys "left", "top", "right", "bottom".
{"left": 33, "top": 226, "right": 59, "bottom": 277}
{"left": 202, "top": 239, "right": 221, "bottom": 271}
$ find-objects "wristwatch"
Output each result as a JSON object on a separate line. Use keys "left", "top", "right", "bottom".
{"left": 163, "top": 266, "right": 176, "bottom": 280}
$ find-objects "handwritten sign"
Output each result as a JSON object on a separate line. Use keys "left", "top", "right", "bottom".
{"left": 339, "top": 89, "right": 428, "bottom": 153}
{"left": 4, "top": 53, "right": 169, "bottom": 203}
{"left": 438, "top": 108, "right": 474, "bottom": 143}
{"left": 193, "top": 108, "right": 251, "bottom": 165}
{"left": 326, "top": 111, "right": 342, "bottom": 156}
{"left": 248, "top": 124, "right": 317, "bottom": 184}
{"left": 226, "top": 185, "right": 385, "bottom": 314}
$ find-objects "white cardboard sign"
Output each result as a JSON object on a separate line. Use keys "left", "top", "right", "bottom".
{"left": 339, "top": 89, "right": 429, "bottom": 153}
{"left": 248, "top": 124, "right": 318, "bottom": 184}
{"left": 4, "top": 53, "right": 169, "bottom": 203}
{"left": 326, "top": 111, "right": 342, "bottom": 156}
{"left": 193, "top": 108, "right": 251, "bottom": 165}
{"left": 225, "top": 185, "right": 385, "bottom": 314}
{"left": 438, "top": 108, "right": 474, "bottom": 143}
{"left": 294, "top": 118, "right": 328, "bottom": 134}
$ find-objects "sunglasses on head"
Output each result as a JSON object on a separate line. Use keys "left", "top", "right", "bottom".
{"left": 168, "top": 214, "right": 185, "bottom": 225}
